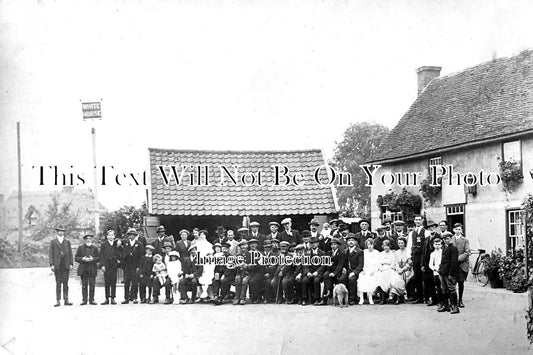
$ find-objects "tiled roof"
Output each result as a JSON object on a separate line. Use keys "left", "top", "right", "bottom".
{"left": 370, "top": 50, "right": 533, "bottom": 163}
{"left": 149, "top": 148, "right": 338, "bottom": 216}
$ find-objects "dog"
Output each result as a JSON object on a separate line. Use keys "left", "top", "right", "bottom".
{"left": 332, "top": 283, "right": 349, "bottom": 307}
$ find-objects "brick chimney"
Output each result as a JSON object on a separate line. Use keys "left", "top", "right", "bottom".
{"left": 416, "top": 66, "right": 441, "bottom": 95}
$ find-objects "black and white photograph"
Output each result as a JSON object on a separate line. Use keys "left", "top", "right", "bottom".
{"left": 1, "top": 1, "right": 533, "bottom": 354}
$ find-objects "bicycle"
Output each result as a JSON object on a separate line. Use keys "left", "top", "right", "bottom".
{"left": 471, "top": 249, "right": 489, "bottom": 286}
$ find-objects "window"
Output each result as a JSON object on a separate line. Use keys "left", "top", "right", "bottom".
{"left": 446, "top": 204, "right": 464, "bottom": 215}
{"left": 382, "top": 211, "right": 403, "bottom": 224}
{"left": 502, "top": 140, "right": 521, "bottom": 163}
{"left": 429, "top": 156, "right": 442, "bottom": 169}
{"left": 507, "top": 210, "right": 525, "bottom": 251}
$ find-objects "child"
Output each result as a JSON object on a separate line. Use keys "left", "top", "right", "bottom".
{"left": 164, "top": 251, "right": 183, "bottom": 304}
{"left": 151, "top": 254, "right": 167, "bottom": 304}
{"left": 139, "top": 245, "right": 155, "bottom": 303}
{"left": 438, "top": 232, "right": 460, "bottom": 314}
{"left": 429, "top": 236, "right": 443, "bottom": 309}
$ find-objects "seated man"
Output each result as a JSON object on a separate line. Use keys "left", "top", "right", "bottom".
{"left": 301, "top": 236, "right": 326, "bottom": 306}
{"left": 178, "top": 245, "right": 203, "bottom": 304}
{"left": 320, "top": 238, "right": 347, "bottom": 305}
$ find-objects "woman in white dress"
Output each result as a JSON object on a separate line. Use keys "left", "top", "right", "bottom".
{"left": 393, "top": 237, "right": 413, "bottom": 304}
{"left": 376, "top": 240, "right": 404, "bottom": 304}
{"left": 357, "top": 239, "right": 381, "bottom": 304}
{"left": 194, "top": 230, "right": 215, "bottom": 300}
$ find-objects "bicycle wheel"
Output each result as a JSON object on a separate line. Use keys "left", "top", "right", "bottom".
{"left": 475, "top": 258, "right": 489, "bottom": 286}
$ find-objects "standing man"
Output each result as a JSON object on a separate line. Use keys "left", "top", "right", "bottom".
{"left": 355, "top": 219, "right": 375, "bottom": 249}
{"left": 213, "top": 226, "right": 227, "bottom": 245}
{"left": 391, "top": 221, "right": 406, "bottom": 245}
{"left": 237, "top": 227, "right": 249, "bottom": 241}
{"left": 152, "top": 225, "right": 175, "bottom": 256}
{"left": 452, "top": 223, "right": 470, "bottom": 308}
{"left": 438, "top": 220, "right": 449, "bottom": 235}
{"left": 49, "top": 226, "right": 73, "bottom": 307}
{"left": 265, "top": 221, "right": 281, "bottom": 242}
{"left": 121, "top": 228, "right": 143, "bottom": 304}
{"left": 175, "top": 229, "right": 192, "bottom": 260}
{"left": 373, "top": 227, "right": 397, "bottom": 251}
{"left": 438, "top": 232, "right": 460, "bottom": 314}
{"left": 421, "top": 220, "right": 439, "bottom": 306}
{"left": 249, "top": 222, "right": 266, "bottom": 250}
{"left": 408, "top": 215, "right": 430, "bottom": 304}
{"left": 99, "top": 230, "right": 121, "bottom": 305}
{"left": 225, "top": 229, "right": 239, "bottom": 256}
{"left": 75, "top": 234, "right": 100, "bottom": 305}
{"left": 345, "top": 233, "right": 364, "bottom": 305}
{"left": 280, "top": 218, "right": 301, "bottom": 245}
{"left": 383, "top": 219, "right": 393, "bottom": 237}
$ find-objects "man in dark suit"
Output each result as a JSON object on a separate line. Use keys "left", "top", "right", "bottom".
{"left": 49, "top": 226, "right": 73, "bottom": 307}
{"left": 121, "top": 228, "right": 143, "bottom": 304}
{"left": 438, "top": 232, "right": 460, "bottom": 314}
{"left": 75, "top": 234, "right": 100, "bottom": 305}
{"left": 391, "top": 221, "right": 407, "bottom": 245}
{"left": 279, "top": 218, "right": 301, "bottom": 245}
{"left": 422, "top": 220, "right": 439, "bottom": 306}
{"left": 409, "top": 215, "right": 429, "bottom": 304}
{"left": 345, "top": 233, "right": 364, "bottom": 305}
{"left": 99, "top": 230, "right": 122, "bottom": 304}
{"left": 151, "top": 225, "right": 175, "bottom": 256}
{"left": 452, "top": 223, "right": 470, "bottom": 308}
{"left": 355, "top": 219, "right": 375, "bottom": 249}
{"left": 302, "top": 236, "right": 326, "bottom": 306}
{"left": 249, "top": 222, "right": 266, "bottom": 251}
{"left": 179, "top": 245, "right": 203, "bottom": 303}
{"left": 175, "top": 229, "right": 192, "bottom": 260}
{"left": 319, "top": 238, "right": 347, "bottom": 305}
{"left": 212, "top": 226, "right": 227, "bottom": 246}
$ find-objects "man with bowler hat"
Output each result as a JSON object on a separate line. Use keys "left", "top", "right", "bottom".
{"left": 49, "top": 226, "right": 73, "bottom": 307}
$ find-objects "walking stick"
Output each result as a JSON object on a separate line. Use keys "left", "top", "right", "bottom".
{"left": 276, "top": 274, "right": 282, "bottom": 303}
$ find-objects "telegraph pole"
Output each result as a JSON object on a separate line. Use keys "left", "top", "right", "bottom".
{"left": 17, "top": 122, "right": 23, "bottom": 252}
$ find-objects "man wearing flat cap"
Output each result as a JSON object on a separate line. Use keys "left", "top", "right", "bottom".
{"left": 265, "top": 221, "right": 280, "bottom": 242}
{"left": 49, "top": 226, "right": 74, "bottom": 307}
{"left": 345, "top": 233, "right": 364, "bottom": 305}
{"left": 279, "top": 218, "right": 301, "bottom": 245}
{"left": 151, "top": 225, "right": 175, "bottom": 256}
{"left": 319, "top": 237, "right": 347, "bottom": 305}
{"left": 75, "top": 234, "right": 100, "bottom": 305}
{"left": 391, "top": 221, "right": 407, "bottom": 244}
{"left": 249, "top": 222, "right": 266, "bottom": 251}
{"left": 121, "top": 228, "right": 144, "bottom": 304}
{"left": 99, "top": 230, "right": 122, "bottom": 305}
{"left": 179, "top": 245, "right": 203, "bottom": 304}
{"left": 302, "top": 236, "right": 326, "bottom": 306}
{"left": 176, "top": 229, "right": 192, "bottom": 260}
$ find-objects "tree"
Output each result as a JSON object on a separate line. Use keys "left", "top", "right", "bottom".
{"left": 32, "top": 195, "right": 82, "bottom": 241}
{"left": 100, "top": 203, "right": 149, "bottom": 240}
{"left": 331, "top": 121, "right": 390, "bottom": 218}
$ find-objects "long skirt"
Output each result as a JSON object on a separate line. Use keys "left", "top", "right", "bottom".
{"left": 357, "top": 272, "right": 378, "bottom": 293}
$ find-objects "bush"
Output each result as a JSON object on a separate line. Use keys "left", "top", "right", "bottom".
{"left": 498, "top": 249, "right": 527, "bottom": 293}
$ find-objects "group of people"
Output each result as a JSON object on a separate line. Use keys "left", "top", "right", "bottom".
{"left": 49, "top": 215, "right": 470, "bottom": 315}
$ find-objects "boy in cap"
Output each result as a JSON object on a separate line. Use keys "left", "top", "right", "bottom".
{"left": 99, "top": 230, "right": 122, "bottom": 305}
{"left": 429, "top": 235, "right": 444, "bottom": 310}
{"left": 178, "top": 245, "right": 203, "bottom": 304}
{"left": 438, "top": 232, "right": 460, "bottom": 314}
{"left": 138, "top": 245, "right": 155, "bottom": 303}
{"left": 121, "top": 228, "right": 144, "bottom": 304}
{"left": 75, "top": 234, "right": 100, "bottom": 305}
{"left": 49, "top": 226, "right": 74, "bottom": 306}
{"left": 452, "top": 223, "right": 470, "bottom": 308}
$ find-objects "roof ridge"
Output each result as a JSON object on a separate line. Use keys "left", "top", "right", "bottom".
{"left": 433, "top": 48, "right": 533, "bottom": 82}
{"left": 148, "top": 148, "right": 323, "bottom": 154}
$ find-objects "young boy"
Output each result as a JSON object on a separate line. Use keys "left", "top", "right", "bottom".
{"left": 429, "top": 236, "right": 443, "bottom": 309}
{"left": 138, "top": 245, "right": 155, "bottom": 303}
{"left": 452, "top": 223, "right": 470, "bottom": 308}
{"left": 164, "top": 251, "right": 182, "bottom": 304}
{"left": 151, "top": 254, "right": 167, "bottom": 304}
{"left": 438, "top": 232, "right": 460, "bottom": 314}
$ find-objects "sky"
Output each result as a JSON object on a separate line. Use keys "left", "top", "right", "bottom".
{"left": 1, "top": 0, "right": 533, "bottom": 210}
